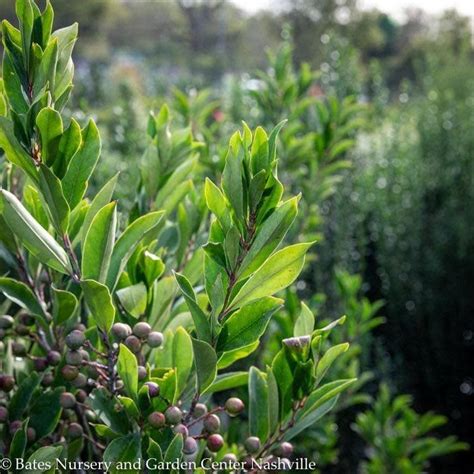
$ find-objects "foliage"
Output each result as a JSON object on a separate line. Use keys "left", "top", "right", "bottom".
{"left": 0, "top": 1, "right": 358, "bottom": 469}
{"left": 353, "top": 384, "right": 469, "bottom": 474}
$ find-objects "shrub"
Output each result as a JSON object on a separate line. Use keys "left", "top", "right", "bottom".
{"left": 0, "top": 1, "right": 355, "bottom": 469}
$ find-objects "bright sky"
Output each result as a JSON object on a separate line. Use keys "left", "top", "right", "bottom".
{"left": 231, "top": 0, "right": 474, "bottom": 18}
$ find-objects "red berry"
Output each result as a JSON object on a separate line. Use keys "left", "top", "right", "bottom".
{"left": 207, "top": 434, "right": 224, "bottom": 452}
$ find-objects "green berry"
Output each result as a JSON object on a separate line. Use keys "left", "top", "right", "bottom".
{"left": 222, "top": 453, "right": 238, "bottom": 464}
{"left": 68, "top": 422, "right": 83, "bottom": 439}
{"left": 41, "top": 373, "right": 54, "bottom": 387}
{"left": 145, "top": 381, "right": 160, "bottom": 398}
{"left": 72, "top": 373, "right": 87, "bottom": 388}
{"left": 0, "top": 315, "right": 14, "bottom": 329}
{"left": 274, "top": 441, "right": 293, "bottom": 457}
{"left": 245, "top": 436, "right": 261, "bottom": 453}
{"left": 60, "top": 392, "right": 76, "bottom": 409}
{"left": 76, "top": 389, "right": 88, "bottom": 403}
{"left": 203, "top": 414, "right": 220, "bottom": 433}
{"left": 165, "top": 406, "right": 183, "bottom": 425}
{"left": 133, "top": 322, "right": 151, "bottom": 338}
{"left": 112, "top": 323, "right": 132, "bottom": 340}
{"left": 124, "top": 335, "right": 141, "bottom": 353}
{"left": 138, "top": 365, "right": 147, "bottom": 380}
{"left": 15, "top": 324, "right": 30, "bottom": 336}
{"left": 225, "top": 397, "right": 244, "bottom": 416}
{"left": 47, "top": 350, "right": 61, "bottom": 366}
{"left": 193, "top": 403, "right": 208, "bottom": 418}
{"left": 61, "top": 365, "right": 79, "bottom": 381}
{"left": 173, "top": 423, "right": 189, "bottom": 436}
{"left": 66, "top": 350, "right": 83, "bottom": 366}
{"left": 148, "top": 411, "right": 166, "bottom": 429}
{"left": 147, "top": 331, "right": 163, "bottom": 348}
{"left": 207, "top": 434, "right": 224, "bottom": 452}
{"left": 65, "top": 330, "right": 85, "bottom": 350}
{"left": 12, "top": 341, "right": 26, "bottom": 356}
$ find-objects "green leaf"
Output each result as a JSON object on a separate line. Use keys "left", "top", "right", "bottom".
{"left": 38, "top": 163, "right": 70, "bottom": 234}
{"left": 230, "top": 242, "right": 313, "bottom": 309}
{"left": 62, "top": 119, "right": 101, "bottom": 209}
{"left": 315, "top": 343, "right": 349, "bottom": 384}
{"left": 81, "top": 279, "right": 115, "bottom": 333}
{"left": 0, "top": 117, "right": 38, "bottom": 181}
{"left": 33, "top": 37, "right": 58, "bottom": 97}
{"left": 172, "top": 327, "right": 193, "bottom": 398}
{"left": 192, "top": 337, "right": 217, "bottom": 393}
{"left": 36, "top": 107, "right": 62, "bottom": 166}
{"left": 249, "top": 366, "right": 269, "bottom": 440}
{"left": 103, "top": 434, "right": 141, "bottom": 474}
{"left": 82, "top": 201, "right": 117, "bottom": 283}
{"left": 25, "top": 446, "right": 63, "bottom": 474}
{"left": 87, "top": 388, "right": 130, "bottom": 435}
{"left": 116, "top": 283, "right": 147, "bottom": 318}
{"left": 294, "top": 302, "right": 315, "bottom": 337}
{"left": 29, "top": 387, "right": 62, "bottom": 439}
{"left": 81, "top": 173, "right": 118, "bottom": 243}
{"left": 164, "top": 434, "right": 183, "bottom": 464}
{"left": 251, "top": 126, "right": 269, "bottom": 175}
{"left": 222, "top": 132, "right": 244, "bottom": 222}
{"left": 217, "top": 297, "right": 282, "bottom": 353}
{"left": 267, "top": 368, "right": 279, "bottom": 433}
{"left": 53, "top": 118, "right": 81, "bottom": 178}
{"left": 8, "top": 372, "right": 40, "bottom": 421}
{"left": 117, "top": 397, "right": 140, "bottom": 420}
{"left": 239, "top": 196, "right": 298, "bottom": 279}
{"left": 217, "top": 341, "right": 259, "bottom": 369}
{"left": 16, "top": 0, "right": 34, "bottom": 69}
{"left": 9, "top": 419, "right": 28, "bottom": 463}
{"left": 52, "top": 286, "right": 78, "bottom": 324}
{"left": 0, "top": 277, "right": 45, "bottom": 318}
{"left": 224, "top": 226, "right": 240, "bottom": 271}
{"left": 117, "top": 344, "right": 138, "bottom": 400}
{"left": 203, "top": 371, "right": 247, "bottom": 395}
{"left": 106, "top": 211, "right": 165, "bottom": 290}
{"left": 205, "top": 177, "right": 230, "bottom": 233}
{"left": 175, "top": 272, "right": 211, "bottom": 343}
{"left": 0, "top": 189, "right": 71, "bottom": 273}
{"left": 147, "top": 439, "right": 162, "bottom": 463}
{"left": 272, "top": 346, "right": 296, "bottom": 419}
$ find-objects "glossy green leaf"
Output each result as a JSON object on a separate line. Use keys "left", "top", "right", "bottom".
{"left": 8, "top": 372, "right": 40, "bottom": 421}
{"left": 239, "top": 196, "right": 298, "bottom": 279}
{"left": 251, "top": 126, "right": 269, "bottom": 175}
{"left": 205, "top": 177, "right": 230, "bottom": 233}
{"left": 81, "top": 279, "right": 115, "bottom": 333}
{"left": 164, "top": 434, "right": 183, "bottom": 464}
{"left": 0, "top": 189, "right": 70, "bottom": 273}
{"left": 230, "top": 242, "right": 313, "bottom": 309}
{"left": 217, "top": 341, "right": 259, "bottom": 369}
{"left": 222, "top": 132, "right": 244, "bottom": 222}
{"left": 172, "top": 326, "right": 193, "bottom": 398}
{"left": 52, "top": 286, "right": 78, "bottom": 324}
{"left": 192, "top": 337, "right": 217, "bottom": 393}
{"left": 36, "top": 107, "right": 62, "bottom": 166}
{"left": 0, "top": 277, "right": 45, "bottom": 318}
{"left": 26, "top": 446, "right": 63, "bottom": 474}
{"left": 117, "top": 343, "right": 138, "bottom": 400}
{"left": 106, "top": 211, "right": 165, "bottom": 290}
{"left": 53, "top": 118, "right": 81, "bottom": 178}
{"left": 294, "top": 302, "right": 315, "bottom": 337}
{"left": 203, "top": 371, "right": 247, "bottom": 395}
{"left": 29, "top": 387, "right": 62, "bottom": 439}
{"left": 217, "top": 297, "right": 282, "bottom": 353}
{"left": 249, "top": 366, "right": 269, "bottom": 440}
{"left": 315, "top": 343, "right": 349, "bottom": 384}
{"left": 116, "top": 283, "right": 147, "bottom": 318}
{"left": 82, "top": 201, "right": 116, "bottom": 283}
{"left": 62, "top": 119, "right": 101, "bottom": 209}
{"left": 103, "top": 433, "right": 141, "bottom": 474}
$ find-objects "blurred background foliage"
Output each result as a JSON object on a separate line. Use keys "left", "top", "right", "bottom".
{"left": 1, "top": 0, "right": 473, "bottom": 471}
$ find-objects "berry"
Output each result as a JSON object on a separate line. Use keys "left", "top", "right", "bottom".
{"left": 41, "top": 373, "right": 54, "bottom": 387}
{"left": 66, "top": 350, "right": 83, "bottom": 366}
{"left": 47, "top": 350, "right": 61, "bottom": 366}
{"left": 274, "top": 441, "right": 293, "bottom": 458}
{"left": 147, "top": 331, "right": 163, "bottom": 348}
{"left": 145, "top": 381, "right": 160, "bottom": 398}
{"left": 27, "top": 427, "right": 36, "bottom": 442}
{"left": 148, "top": 411, "right": 166, "bottom": 429}
{"left": 10, "top": 420, "right": 22, "bottom": 434}
{"left": 203, "top": 414, "right": 220, "bottom": 433}
{"left": 60, "top": 392, "right": 76, "bottom": 409}
{"left": 61, "top": 365, "right": 79, "bottom": 381}
{"left": 207, "top": 434, "right": 224, "bottom": 452}
{"left": 0, "top": 315, "right": 14, "bottom": 329}
{"left": 0, "top": 374, "right": 15, "bottom": 392}
{"left": 76, "top": 389, "right": 88, "bottom": 403}
{"left": 138, "top": 365, "right": 147, "bottom": 380}
{"left": 225, "top": 397, "right": 245, "bottom": 416}
{"left": 19, "top": 313, "right": 35, "bottom": 326}
{"left": 65, "top": 330, "right": 85, "bottom": 350}
{"left": 12, "top": 341, "right": 26, "bottom": 356}
{"left": 124, "top": 335, "right": 141, "bottom": 353}
{"left": 193, "top": 403, "right": 208, "bottom": 418}
{"left": 245, "top": 436, "right": 261, "bottom": 454}
{"left": 173, "top": 424, "right": 189, "bottom": 436}
{"left": 0, "top": 406, "right": 8, "bottom": 423}
{"left": 183, "top": 436, "right": 198, "bottom": 455}
{"left": 33, "top": 357, "right": 48, "bottom": 372}
{"left": 68, "top": 422, "right": 83, "bottom": 439}
{"left": 222, "top": 453, "right": 238, "bottom": 464}
{"left": 72, "top": 373, "right": 87, "bottom": 388}
{"left": 112, "top": 323, "right": 132, "bottom": 340}
{"left": 133, "top": 322, "right": 151, "bottom": 338}
{"left": 15, "top": 324, "right": 30, "bottom": 336}
{"left": 165, "top": 406, "right": 183, "bottom": 425}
